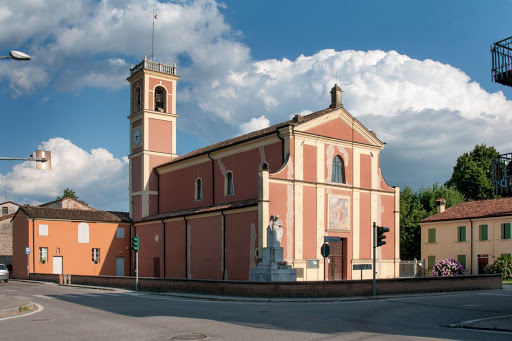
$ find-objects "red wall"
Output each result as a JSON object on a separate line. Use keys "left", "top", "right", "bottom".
{"left": 189, "top": 215, "right": 223, "bottom": 279}
{"left": 165, "top": 220, "right": 186, "bottom": 278}
{"left": 224, "top": 210, "right": 258, "bottom": 280}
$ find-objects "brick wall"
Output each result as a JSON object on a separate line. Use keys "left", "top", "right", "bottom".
{"left": 28, "top": 273, "right": 502, "bottom": 297}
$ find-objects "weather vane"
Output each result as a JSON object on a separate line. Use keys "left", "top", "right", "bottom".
{"left": 151, "top": 9, "right": 158, "bottom": 61}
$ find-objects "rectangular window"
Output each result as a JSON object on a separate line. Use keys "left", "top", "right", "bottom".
{"left": 39, "top": 224, "right": 49, "bottom": 236}
{"left": 1, "top": 207, "right": 7, "bottom": 215}
{"left": 39, "top": 247, "right": 48, "bottom": 263}
{"left": 428, "top": 256, "right": 436, "bottom": 271}
{"left": 457, "top": 255, "right": 467, "bottom": 269}
{"left": 479, "top": 224, "right": 488, "bottom": 241}
{"left": 92, "top": 248, "right": 100, "bottom": 263}
{"left": 501, "top": 223, "right": 511, "bottom": 240}
{"left": 457, "top": 226, "right": 466, "bottom": 242}
{"left": 428, "top": 228, "right": 436, "bottom": 243}
{"left": 116, "top": 227, "right": 124, "bottom": 238}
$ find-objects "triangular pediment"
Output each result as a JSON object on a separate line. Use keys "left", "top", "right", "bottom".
{"left": 297, "top": 108, "right": 383, "bottom": 147}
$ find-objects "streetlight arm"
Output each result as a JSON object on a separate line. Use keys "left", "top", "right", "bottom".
{"left": 0, "top": 157, "right": 47, "bottom": 163}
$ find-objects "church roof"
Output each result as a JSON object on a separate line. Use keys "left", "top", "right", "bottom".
{"left": 137, "top": 198, "right": 258, "bottom": 223}
{"left": 16, "top": 206, "right": 131, "bottom": 223}
{"left": 420, "top": 197, "right": 512, "bottom": 223}
{"left": 155, "top": 106, "right": 339, "bottom": 169}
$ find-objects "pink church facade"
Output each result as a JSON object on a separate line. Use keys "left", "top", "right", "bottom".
{"left": 129, "top": 58, "right": 400, "bottom": 281}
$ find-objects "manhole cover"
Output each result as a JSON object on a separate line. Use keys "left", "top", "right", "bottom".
{"left": 170, "top": 334, "right": 207, "bottom": 340}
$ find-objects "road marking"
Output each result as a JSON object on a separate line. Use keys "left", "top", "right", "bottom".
{"left": 476, "top": 292, "right": 512, "bottom": 297}
{"left": 33, "top": 295, "right": 54, "bottom": 299}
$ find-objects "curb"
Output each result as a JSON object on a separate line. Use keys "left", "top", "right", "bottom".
{"left": 0, "top": 302, "right": 38, "bottom": 318}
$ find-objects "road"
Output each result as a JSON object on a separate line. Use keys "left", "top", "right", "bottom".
{"left": 1, "top": 281, "right": 511, "bottom": 340}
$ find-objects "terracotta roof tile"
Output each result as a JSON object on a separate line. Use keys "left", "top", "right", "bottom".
{"left": 18, "top": 206, "right": 131, "bottom": 223}
{"left": 155, "top": 107, "right": 338, "bottom": 169}
{"left": 420, "top": 197, "right": 512, "bottom": 223}
{"left": 137, "top": 199, "right": 258, "bottom": 223}
{"left": 0, "top": 213, "right": 15, "bottom": 222}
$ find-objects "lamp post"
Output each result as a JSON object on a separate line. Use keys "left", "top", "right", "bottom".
{"left": 0, "top": 50, "right": 31, "bottom": 61}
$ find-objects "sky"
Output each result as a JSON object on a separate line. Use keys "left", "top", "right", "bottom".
{"left": 0, "top": 0, "right": 511, "bottom": 211}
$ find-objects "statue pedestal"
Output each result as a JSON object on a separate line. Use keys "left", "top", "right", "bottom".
{"left": 250, "top": 227, "right": 297, "bottom": 282}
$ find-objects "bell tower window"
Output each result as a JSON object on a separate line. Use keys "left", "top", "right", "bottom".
{"left": 154, "top": 86, "right": 166, "bottom": 112}
{"left": 133, "top": 87, "right": 141, "bottom": 113}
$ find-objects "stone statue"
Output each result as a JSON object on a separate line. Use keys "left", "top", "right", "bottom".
{"left": 268, "top": 214, "right": 283, "bottom": 247}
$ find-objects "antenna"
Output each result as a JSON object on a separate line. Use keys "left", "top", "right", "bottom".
{"left": 151, "top": 9, "right": 158, "bottom": 61}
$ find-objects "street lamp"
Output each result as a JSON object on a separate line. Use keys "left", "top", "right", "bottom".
{"left": 0, "top": 50, "right": 31, "bottom": 61}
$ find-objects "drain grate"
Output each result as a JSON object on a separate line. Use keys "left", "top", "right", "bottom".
{"left": 170, "top": 334, "right": 207, "bottom": 340}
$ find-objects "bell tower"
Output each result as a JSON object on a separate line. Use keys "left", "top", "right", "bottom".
{"left": 127, "top": 55, "right": 180, "bottom": 220}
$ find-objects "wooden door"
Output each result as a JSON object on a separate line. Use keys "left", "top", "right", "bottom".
{"left": 328, "top": 242, "right": 343, "bottom": 281}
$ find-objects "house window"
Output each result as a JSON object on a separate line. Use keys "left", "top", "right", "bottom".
{"left": 195, "top": 178, "right": 203, "bottom": 201}
{"left": 116, "top": 227, "right": 124, "bottom": 238}
{"left": 501, "top": 223, "right": 511, "bottom": 240}
{"left": 92, "top": 248, "right": 100, "bottom": 264}
{"left": 428, "top": 228, "right": 436, "bottom": 243}
{"left": 428, "top": 256, "right": 436, "bottom": 271}
{"left": 479, "top": 224, "right": 488, "bottom": 241}
{"left": 78, "top": 222, "right": 90, "bottom": 243}
{"left": 225, "top": 171, "right": 234, "bottom": 195}
{"left": 457, "top": 255, "right": 467, "bottom": 270}
{"left": 457, "top": 226, "right": 466, "bottom": 242}
{"left": 331, "top": 156, "right": 345, "bottom": 183}
{"left": 39, "top": 224, "right": 49, "bottom": 236}
{"left": 39, "top": 247, "right": 48, "bottom": 263}
{"left": 1, "top": 207, "right": 7, "bottom": 215}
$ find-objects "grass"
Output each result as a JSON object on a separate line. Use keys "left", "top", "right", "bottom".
{"left": 503, "top": 279, "right": 512, "bottom": 285}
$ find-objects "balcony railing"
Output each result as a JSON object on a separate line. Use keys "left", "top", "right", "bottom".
{"left": 130, "top": 59, "right": 177, "bottom": 76}
{"left": 491, "top": 36, "right": 512, "bottom": 87}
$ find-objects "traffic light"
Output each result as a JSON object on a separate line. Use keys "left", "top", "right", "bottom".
{"left": 377, "top": 226, "right": 390, "bottom": 247}
{"left": 132, "top": 235, "right": 140, "bottom": 252}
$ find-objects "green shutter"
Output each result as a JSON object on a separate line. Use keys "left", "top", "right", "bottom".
{"left": 428, "top": 228, "right": 436, "bottom": 243}
{"left": 458, "top": 226, "right": 466, "bottom": 242}
{"left": 428, "top": 256, "right": 436, "bottom": 270}
{"left": 479, "top": 225, "right": 488, "bottom": 241}
{"left": 502, "top": 223, "right": 511, "bottom": 240}
{"left": 457, "top": 254, "right": 466, "bottom": 269}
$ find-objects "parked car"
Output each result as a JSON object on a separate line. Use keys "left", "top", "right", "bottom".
{"left": 0, "top": 264, "right": 9, "bottom": 282}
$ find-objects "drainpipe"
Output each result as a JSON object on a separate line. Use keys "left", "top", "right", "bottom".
{"left": 208, "top": 152, "right": 215, "bottom": 205}
{"left": 162, "top": 219, "right": 166, "bottom": 278}
{"left": 184, "top": 217, "right": 189, "bottom": 279}
{"left": 32, "top": 219, "right": 35, "bottom": 278}
{"left": 222, "top": 211, "right": 226, "bottom": 280}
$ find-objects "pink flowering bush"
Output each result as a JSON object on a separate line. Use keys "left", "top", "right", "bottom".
{"left": 484, "top": 255, "right": 512, "bottom": 280}
{"left": 432, "top": 258, "right": 464, "bottom": 276}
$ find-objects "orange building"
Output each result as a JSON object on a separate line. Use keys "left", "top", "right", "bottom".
{"left": 129, "top": 58, "right": 400, "bottom": 281}
{"left": 12, "top": 200, "right": 131, "bottom": 279}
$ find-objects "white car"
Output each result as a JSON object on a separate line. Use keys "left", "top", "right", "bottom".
{"left": 0, "top": 264, "right": 9, "bottom": 282}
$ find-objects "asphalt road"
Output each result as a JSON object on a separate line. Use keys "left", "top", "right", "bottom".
{"left": 1, "top": 281, "right": 511, "bottom": 340}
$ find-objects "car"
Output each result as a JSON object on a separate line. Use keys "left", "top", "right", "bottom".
{"left": 0, "top": 264, "right": 9, "bottom": 282}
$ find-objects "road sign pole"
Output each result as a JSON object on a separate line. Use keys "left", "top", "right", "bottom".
{"left": 136, "top": 250, "right": 139, "bottom": 292}
{"left": 373, "top": 222, "right": 376, "bottom": 296}
{"left": 323, "top": 255, "right": 326, "bottom": 281}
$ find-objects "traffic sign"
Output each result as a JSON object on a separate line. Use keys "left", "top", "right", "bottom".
{"left": 321, "top": 243, "right": 331, "bottom": 257}
{"left": 324, "top": 236, "right": 341, "bottom": 243}
{"left": 25, "top": 247, "right": 30, "bottom": 255}
{"left": 353, "top": 264, "right": 372, "bottom": 270}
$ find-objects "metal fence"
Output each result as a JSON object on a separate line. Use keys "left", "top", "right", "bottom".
{"left": 400, "top": 259, "right": 423, "bottom": 277}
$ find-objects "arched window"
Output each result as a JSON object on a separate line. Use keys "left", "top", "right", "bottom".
{"left": 154, "top": 86, "right": 166, "bottom": 112}
{"left": 225, "top": 171, "right": 234, "bottom": 195}
{"left": 133, "top": 87, "right": 141, "bottom": 113}
{"left": 195, "top": 178, "right": 203, "bottom": 201}
{"left": 332, "top": 156, "right": 345, "bottom": 183}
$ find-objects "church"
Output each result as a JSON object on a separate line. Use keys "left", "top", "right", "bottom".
{"left": 128, "top": 56, "right": 400, "bottom": 281}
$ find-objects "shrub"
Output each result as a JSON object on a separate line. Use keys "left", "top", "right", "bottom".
{"left": 432, "top": 258, "right": 464, "bottom": 276}
{"left": 484, "top": 255, "right": 512, "bottom": 280}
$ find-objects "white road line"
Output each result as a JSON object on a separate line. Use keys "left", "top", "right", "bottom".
{"left": 33, "top": 295, "right": 54, "bottom": 299}
{"left": 476, "top": 292, "right": 512, "bottom": 297}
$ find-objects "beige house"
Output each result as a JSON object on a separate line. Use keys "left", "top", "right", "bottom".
{"left": 420, "top": 198, "right": 512, "bottom": 276}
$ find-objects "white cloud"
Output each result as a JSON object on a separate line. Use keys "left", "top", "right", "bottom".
{"left": 0, "top": 138, "right": 128, "bottom": 210}
{"left": 238, "top": 115, "right": 271, "bottom": 136}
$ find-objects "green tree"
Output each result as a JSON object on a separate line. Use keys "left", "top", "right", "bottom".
{"left": 56, "top": 188, "right": 87, "bottom": 205}
{"left": 400, "top": 183, "right": 465, "bottom": 260}
{"left": 445, "top": 144, "right": 499, "bottom": 200}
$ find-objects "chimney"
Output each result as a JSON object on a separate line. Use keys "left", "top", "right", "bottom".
{"left": 436, "top": 198, "right": 446, "bottom": 213}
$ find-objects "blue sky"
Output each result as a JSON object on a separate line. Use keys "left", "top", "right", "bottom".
{"left": 0, "top": 0, "right": 511, "bottom": 211}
